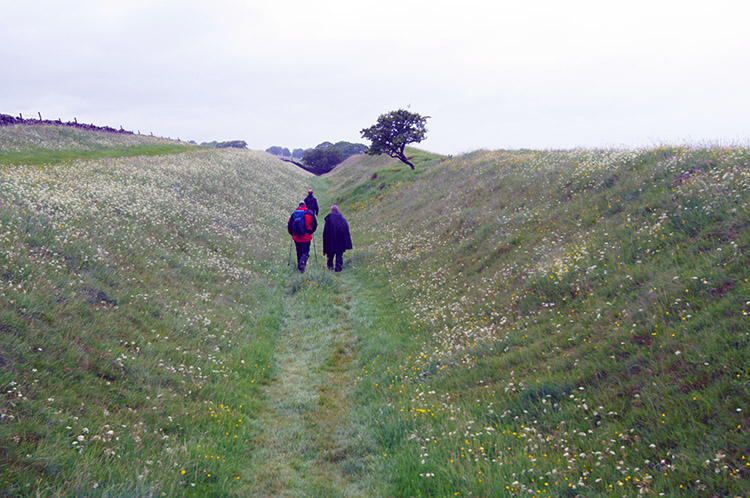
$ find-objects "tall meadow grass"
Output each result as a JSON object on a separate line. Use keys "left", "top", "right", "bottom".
{"left": 1, "top": 125, "right": 312, "bottom": 496}
{"left": 3, "top": 122, "right": 749, "bottom": 497}
{"left": 336, "top": 146, "right": 750, "bottom": 497}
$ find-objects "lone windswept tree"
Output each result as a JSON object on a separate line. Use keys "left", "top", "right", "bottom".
{"left": 360, "top": 109, "right": 429, "bottom": 169}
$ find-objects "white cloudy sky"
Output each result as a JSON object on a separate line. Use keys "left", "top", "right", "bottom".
{"left": 2, "top": 0, "right": 749, "bottom": 154}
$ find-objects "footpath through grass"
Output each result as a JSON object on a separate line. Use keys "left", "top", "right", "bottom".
{"left": 0, "top": 124, "right": 395, "bottom": 497}
{"left": 246, "top": 264, "right": 374, "bottom": 497}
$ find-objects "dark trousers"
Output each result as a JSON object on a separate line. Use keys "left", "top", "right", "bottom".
{"left": 327, "top": 252, "right": 343, "bottom": 272}
{"left": 295, "top": 241, "right": 310, "bottom": 272}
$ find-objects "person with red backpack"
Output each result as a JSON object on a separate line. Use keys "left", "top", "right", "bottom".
{"left": 287, "top": 201, "right": 318, "bottom": 273}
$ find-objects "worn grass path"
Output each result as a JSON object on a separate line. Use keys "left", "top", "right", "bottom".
{"left": 245, "top": 266, "right": 376, "bottom": 497}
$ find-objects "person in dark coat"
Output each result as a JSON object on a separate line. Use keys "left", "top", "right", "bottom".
{"left": 288, "top": 201, "right": 317, "bottom": 273}
{"left": 323, "top": 205, "right": 353, "bottom": 272}
{"left": 304, "top": 190, "right": 319, "bottom": 216}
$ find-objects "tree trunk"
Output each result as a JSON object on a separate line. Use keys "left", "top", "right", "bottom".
{"left": 397, "top": 153, "right": 415, "bottom": 169}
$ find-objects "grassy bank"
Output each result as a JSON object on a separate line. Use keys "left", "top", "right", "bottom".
{"left": 0, "top": 125, "right": 192, "bottom": 166}
{"left": 334, "top": 147, "right": 750, "bottom": 497}
{"left": 0, "top": 126, "right": 316, "bottom": 496}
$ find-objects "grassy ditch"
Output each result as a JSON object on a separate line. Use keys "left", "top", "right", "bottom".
{"left": 3, "top": 124, "right": 749, "bottom": 497}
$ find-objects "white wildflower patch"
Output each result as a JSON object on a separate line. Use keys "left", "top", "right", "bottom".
{"left": 1, "top": 126, "right": 313, "bottom": 492}
{"left": 349, "top": 145, "right": 750, "bottom": 497}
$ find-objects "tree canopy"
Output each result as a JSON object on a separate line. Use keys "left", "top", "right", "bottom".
{"left": 301, "top": 147, "right": 344, "bottom": 174}
{"left": 266, "top": 145, "right": 291, "bottom": 156}
{"left": 360, "top": 109, "right": 429, "bottom": 169}
{"left": 266, "top": 141, "right": 367, "bottom": 173}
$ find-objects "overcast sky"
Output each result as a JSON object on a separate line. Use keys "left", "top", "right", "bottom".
{"left": 2, "top": 0, "right": 749, "bottom": 154}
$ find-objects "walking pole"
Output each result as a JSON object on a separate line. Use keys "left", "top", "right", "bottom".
{"left": 312, "top": 234, "right": 318, "bottom": 263}
{"left": 288, "top": 238, "right": 293, "bottom": 266}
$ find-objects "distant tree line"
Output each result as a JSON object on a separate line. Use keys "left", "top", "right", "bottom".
{"left": 266, "top": 141, "right": 367, "bottom": 175}
{"left": 266, "top": 146, "right": 297, "bottom": 158}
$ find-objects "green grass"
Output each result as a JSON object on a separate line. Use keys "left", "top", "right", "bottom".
{"left": 2, "top": 125, "right": 749, "bottom": 497}
{"left": 0, "top": 143, "right": 194, "bottom": 166}
{"left": 331, "top": 146, "right": 750, "bottom": 497}
{"left": 326, "top": 147, "right": 446, "bottom": 211}
{"left": 0, "top": 126, "right": 316, "bottom": 496}
{"left": 0, "top": 124, "right": 194, "bottom": 166}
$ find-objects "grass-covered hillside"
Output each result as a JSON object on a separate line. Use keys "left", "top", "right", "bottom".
{"left": 2, "top": 123, "right": 749, "bottom": 498}
{"left": 329, "top": 146, "right": 750, "bottom": 497}
{"left": 0, "top": 125, "right": 326, "bottom": 497}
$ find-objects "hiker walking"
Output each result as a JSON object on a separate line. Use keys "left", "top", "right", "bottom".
{"left": 288, "top": 201, "right": 318, "bottom": 273}
{"left": 323, "top": 205, "right": 353, "bottom": 272}
{"left": 304, "top": 190, "right": 319, "bottom": 216}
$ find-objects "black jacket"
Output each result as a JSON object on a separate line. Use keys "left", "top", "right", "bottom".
{"left": 304, "top": 194, "right": 319, "bottom": 215}
{"left": 323, "top": 212, "right": 353, "bottom": 255}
